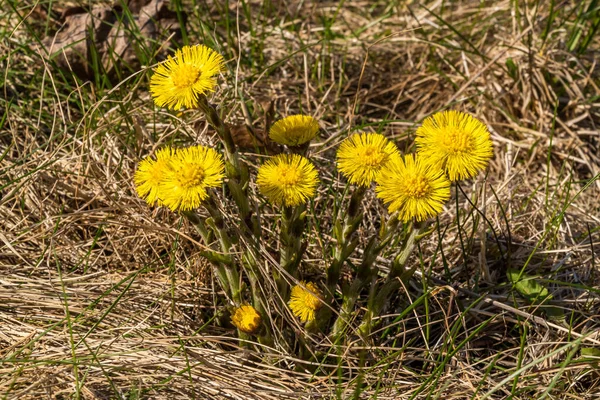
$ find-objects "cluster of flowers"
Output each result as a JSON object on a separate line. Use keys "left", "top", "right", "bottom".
{"left": 135, "top": 45, "right": 493, "bottom": 335}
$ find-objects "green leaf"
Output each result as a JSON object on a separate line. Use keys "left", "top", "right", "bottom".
{"left": 508, "top": 269, "right": 565, "bottom": 322}
{"left": 333, "top": 219, "right": 343, "bottom": 242}
{"left": 580, "top": 348, "right": 600, "bottom": 366}
{"left": 580, "top": 348, "right": 600, "bottom": 358}
{"left": 505, "top": 58, "right": 518, "bottom": 80}
{"left": 544, "top": 304, "right": 566, "bottom": 323}
{"left": 508, "top": 269, "right": 551, "bottom": 304}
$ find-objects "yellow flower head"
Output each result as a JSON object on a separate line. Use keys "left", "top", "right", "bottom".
{"left": 256, "top": 154, "right": 319, "bottom": 207}
{"left": 134, "top": 147, "right": 175, "bottom": 206}
{"left": 150, "top": 45, "right": 225, "bottom": 110}
{"left": 269, "top": 115, "right": 320, "bottom": 146}
{"left": 289, "top": 282, "right": 322, "bottom": 323}
{"left": 415, "top": 110, "right": 493, "bottom": 181}
{"left": 160, "top": 145, "right": 225, "bottom": 211}
{"left": 231, "top": 305, "right": 261, "bottom": 334}
{"left": 376, "top": 154, "right": 450, "bottom": 222}
{"left": 336, "top": 132, "right": 400, "bottom": 187}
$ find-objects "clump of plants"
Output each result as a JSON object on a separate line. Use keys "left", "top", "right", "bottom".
{"left": 135, "top": 45, "right": 493, "bottom": 356}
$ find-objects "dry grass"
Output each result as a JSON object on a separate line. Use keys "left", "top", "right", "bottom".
{"left": 1, "top": 0, "right": 600, "bottom": 398}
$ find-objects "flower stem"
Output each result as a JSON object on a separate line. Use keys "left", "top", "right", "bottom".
{"left": 326, "top": 186, "right": 365, "bottom": 300}
{"left": 197, "top": 95, "right": 236, "bottom": 164}
{"left": 357, "top": 220, "right": 425, "bottom": 337}
{"left": 388, "top": 221, "right": 422, "bottom": 280}
{"left": 242, "top": 250, "right": 274, "bottom": 340}
{"left": 204, "top": 197, "right": 242, "bottom": 305}
{"left": 181, "top": 210, "right": 212, "bottom": 244}
{"left": 196, "top": 95, "right": 259, "bottom": 239}
{"left": 329, "top": 214, "right": 399, "bottom": 340}
{"left": 277, "top": 205, "right": 307, "bottom": 300}
{"left": 181, "top": 210, "right": 231, "bottom": 295}
{"left": 317, "top": 186, "right": 365, "bottom": 331}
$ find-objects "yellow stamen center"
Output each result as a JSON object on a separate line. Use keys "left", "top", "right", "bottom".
{"left": 241, "top": 314, "right": 258, "bottom": 329}
{"left": 305, "top": 292, "right": 321, "bottom": 310}
{"left": 178, "top": 164, "right": 205, "bottom": 188}
{"left": 360, "top": 145, "right": 386, "bottom": 167}
{"left": 405, "top": 176, "right": 430, "bottom": 198}
{"left": 442, "top": 129, "right": 472, "bottom": 153}
{"left": 287, "top": 127, "right": 306, "bottom": 138}
{"left": 279, "top": 165, "right": 301, "bottom": 187}
{"left": 171, "top": 64, "right": 201, "bottom": 89}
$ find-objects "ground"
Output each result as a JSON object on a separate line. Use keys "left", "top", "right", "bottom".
{"left": 1, "top": 0, "right": 599, "bottom": 399}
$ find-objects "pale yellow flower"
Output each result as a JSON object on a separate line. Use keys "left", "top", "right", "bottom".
{"left": 269, "top": 115, "right": 319, "bottom": 146}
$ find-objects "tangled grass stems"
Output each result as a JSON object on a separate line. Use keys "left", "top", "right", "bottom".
{"left": 135, "top": 41, "right": 496, "bottom": 370}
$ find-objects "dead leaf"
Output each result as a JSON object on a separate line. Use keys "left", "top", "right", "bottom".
{"left": 228, "top": 124, "right": 280, "bottom": 153}
{"left": 42, "top": 0, "right": 185, "bottom": 82}
{"left": 192, "top": 98, "right": 280, "bottom": 153}
{"left": 228, "top": 99, "right": 281, "bottom": 152}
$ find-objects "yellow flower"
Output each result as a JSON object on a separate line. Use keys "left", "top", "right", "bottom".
{"left": 289, "top": 282, "right": 322, "bottom": 323}
{"left": 160, "top": 145, "right": 225, "bottom": 211}
{"left": 231, "top": 305, "right": 262, "bottom": 334}
{"left": 256, "top": 154, "right": 319, "bottom": 207}
{"left": 375, "top": 154, "right": 450, "bottom": 222}
{"left": 150, "top": 45, "right": 225, "bottom": 110}
{"left": 336, "top": 132, "right": 400, "bottom": 187}
{"left": 415, "top": 110, "right": 493, "bottom": 181}
{"left": 134, "top": 147, "right": 175, "bottom": 206}
{"left": 269, "top": 115, "right": 320, "bottom": 146}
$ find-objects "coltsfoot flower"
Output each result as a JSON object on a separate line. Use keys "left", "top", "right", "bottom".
{"left": 289, "top": 282, "right": 322, "bottom": 323}
{"left": 231, "top": 305, "right": 262, "bottom": 334}
{"left": 336, "top": 132, "right": 400, "bottom": 187}
{"left": 376, "top": 154, "right": 450, "bottom": 222}
{"left": 160, "top": 145, "right": 225, "bottom": 211}
{"left": 269, "top": 115, "right": 320, "bottom": 147}
{"left": 150, "top": 45, "right": 225, "bottom": 110}
{"left": 256, "top": 154, "right": 319, "bottom": 207}
{"left": 134, "top": 147, "right": 175, "bottom": 206}
{"left": 415, "top": 110, "right": 493, "bottom": 181}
